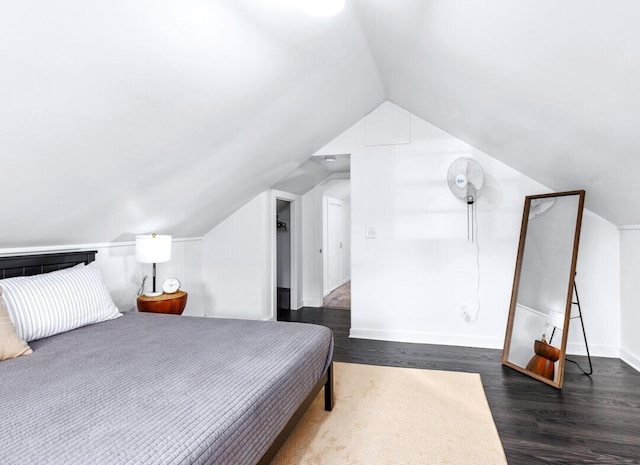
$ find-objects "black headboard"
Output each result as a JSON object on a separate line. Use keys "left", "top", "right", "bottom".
{"left": 0, "top": 251, "right": 97, "bottom": 279}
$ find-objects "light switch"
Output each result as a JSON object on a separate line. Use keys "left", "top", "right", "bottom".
{"left": 365, "top": 227, "right": 377, "bottom": 239}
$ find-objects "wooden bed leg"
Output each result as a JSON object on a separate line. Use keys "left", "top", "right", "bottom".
{"left": 324, "top": 361, "right": 334, "bottom": 411}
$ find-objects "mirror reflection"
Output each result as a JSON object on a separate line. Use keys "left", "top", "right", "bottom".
{"left": 502, "top": 191, "right": 585, "bottom": 388}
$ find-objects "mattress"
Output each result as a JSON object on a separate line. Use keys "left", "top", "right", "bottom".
{"left": 0, "top": 312, "right": 333, "bottom": 465}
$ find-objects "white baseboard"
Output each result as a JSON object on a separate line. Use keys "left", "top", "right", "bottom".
{"left": 565, "top": 342, "right": 619, "bottom": 358}
{"left": 349, "top": 328, "right": 505, "bottom": 350}
{"left": 350, "top": 327, "right": 626, "bottom": 356}
{"left": 302, "top": 299, "right": 322, "bottom": 308}
{"left": 620, "top": 348, "right": 640, "bottom": 372}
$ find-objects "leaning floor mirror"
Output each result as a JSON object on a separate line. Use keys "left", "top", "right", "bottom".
{"left": 502, "top": 190, "right": 585, "bottom": 388}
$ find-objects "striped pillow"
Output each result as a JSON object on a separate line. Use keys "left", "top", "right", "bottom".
{"left": 0, "top": 262, "right": 122, "bottom": 342}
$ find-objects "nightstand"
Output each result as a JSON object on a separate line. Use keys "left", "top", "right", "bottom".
{"left": 137, "top": 290, "right": 188, "bottom": 315}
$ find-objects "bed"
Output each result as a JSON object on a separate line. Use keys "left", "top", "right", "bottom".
{"left": 0, "top": 251, "right": 334, "bottom": 465}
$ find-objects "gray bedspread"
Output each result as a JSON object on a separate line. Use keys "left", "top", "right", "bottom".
{"left": 0, "top": 313, "right": 333, "bottom": 465}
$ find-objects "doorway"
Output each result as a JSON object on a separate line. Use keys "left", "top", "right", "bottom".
{"left": 269, "top": 154, "right": 350, "bottom": 313}
{"left": 324, "top": 197, "right": 343, "bottom": 294}
{"left": 322, "top": 191, "right": 351, "bottom": 309}
{"left": 276, "top": 199, "right": 292, "bottom": 311}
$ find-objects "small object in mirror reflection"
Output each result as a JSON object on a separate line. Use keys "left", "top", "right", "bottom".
{"left": 526, "top": 339, "right": 561, "bottom": 381}
{"left": 529, "top": 198, "right": 557, "bottom": 219}
{"left": 545, "top": 309, "right": 565, "bottom": 343}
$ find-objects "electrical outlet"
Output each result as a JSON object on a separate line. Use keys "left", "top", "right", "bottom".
{"left": 365, "top": 227, "right": 377, "bottom": 239}
{"left": 460, "top": 304, "right": 470, "bottom": 322}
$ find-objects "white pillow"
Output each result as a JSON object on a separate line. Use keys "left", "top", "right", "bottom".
{"left": 0, "top": 262, "right": 122, "bottom": 342}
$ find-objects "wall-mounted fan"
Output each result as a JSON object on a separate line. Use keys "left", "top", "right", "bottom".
{"left": 447, "top": 157, "right": 485, "bottom": 241}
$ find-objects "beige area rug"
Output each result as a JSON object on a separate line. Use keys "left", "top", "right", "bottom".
{"left": 323, "top": 281, "right": 350, "bottom": 309}
{"left": 271, "top": 362, "right": 507, "bottom": 465}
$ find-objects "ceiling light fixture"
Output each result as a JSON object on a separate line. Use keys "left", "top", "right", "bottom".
{"left": 298, "top": 0, "right": 345, "bottom": 17}
{"left": 324, "top": 155, "right": 337, "bottom": 162}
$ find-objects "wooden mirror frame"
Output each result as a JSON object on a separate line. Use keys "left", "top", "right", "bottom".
{"left": 501, "top": 190, "right": 585, "bottom": 389}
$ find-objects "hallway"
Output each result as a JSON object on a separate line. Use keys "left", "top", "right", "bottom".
{"left": 322, "top": 281, "right": 350, "bottom": 309}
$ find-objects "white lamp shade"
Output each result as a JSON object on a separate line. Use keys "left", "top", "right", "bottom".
{"left": 546, "top": 310, "right": 566, "bottom": 331}
{"left": 135, "top": 234, "right": 172, "bottom": 263}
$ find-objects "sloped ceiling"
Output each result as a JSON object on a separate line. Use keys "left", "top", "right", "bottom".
{"left": 355, "top": 0, "right": 640, "bottom": 225}
{"left": 1, "top": 0, "right": 638, "bottom": 248}
{"left": 0, "top": 0, "right": 384, "bottom": 247}
{"left": 272, "top": 154, "right": 350, "bottom": 195}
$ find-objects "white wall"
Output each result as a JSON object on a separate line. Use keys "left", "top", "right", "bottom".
{"left": 200, "top": 189, "right": 302, "bottom": 319}
{"left": 571, "top": 210, "right": 620, "bottom": 356}
{"left": 341, "top": 199, "right": 351, "bottom": 285}
{"left": 302, "top": 185, "right": 324, "bottom": 307}
{"left": 322, "top": 178, "right": 351, "bottom": 201}
{"left": 0, "top": 238, "right": 203, "bottom": 316}
{"left": 619, "top": 228, "right": 640, "bottom": 371}
{"left": 201, "top": 192, "right": 273, "bottom": 320}
{"left": 316, "top": 101, "right": 621, "bottom": 355}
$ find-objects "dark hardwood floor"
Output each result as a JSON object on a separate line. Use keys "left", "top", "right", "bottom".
{"left": 279, "top": 307, "right": 640, "bottom": 465}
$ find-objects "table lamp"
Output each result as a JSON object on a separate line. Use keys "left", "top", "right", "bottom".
{"left": 545, "top": 309, "right": 566, "bottom": 344}
{"left": 135, "top": 233, "right": 172, "bottom": 297}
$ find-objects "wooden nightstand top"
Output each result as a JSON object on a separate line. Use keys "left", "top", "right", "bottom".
{"left": 137, "top": 290, "right": 187, "bottom": 302}
{"left": 137, "top": 290, "right": 187, "bottom": 315}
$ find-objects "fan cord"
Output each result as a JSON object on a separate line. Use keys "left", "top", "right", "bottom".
{"left": 467, "top": 203, "right": 472, "bottom": 242}
{"left": 462, "top": 210, "right": 481, "bottom": 323}
{"left": 468, "top": 202, "right": 477, "bottom": 243}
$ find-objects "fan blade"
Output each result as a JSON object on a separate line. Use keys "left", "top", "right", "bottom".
{"left": 466, "top": 161, "right": 484, "bottom": 190}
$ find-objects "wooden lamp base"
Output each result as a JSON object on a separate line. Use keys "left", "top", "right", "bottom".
{"left": 526, "top": 340, "right": 561, "bottom": 381}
